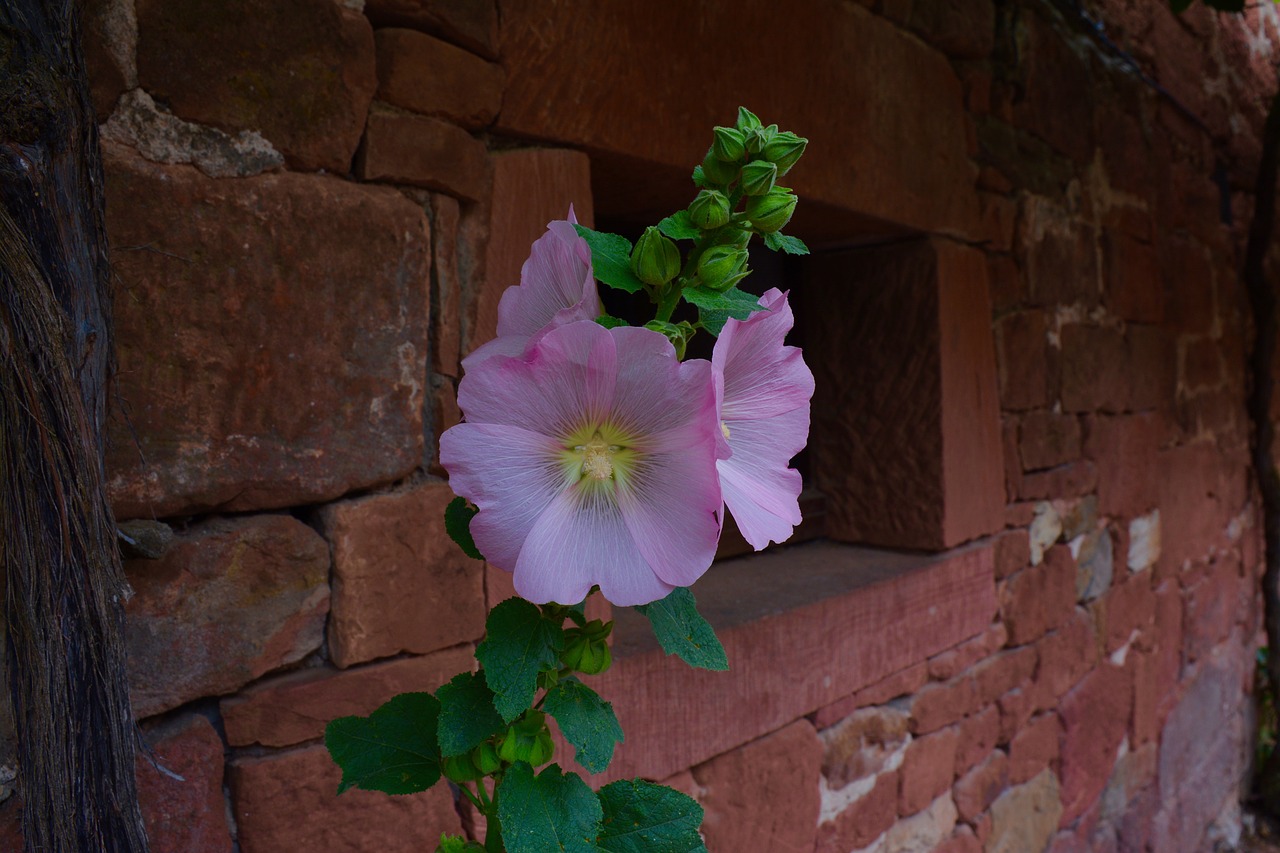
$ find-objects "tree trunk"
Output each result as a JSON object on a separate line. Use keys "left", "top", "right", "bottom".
{"left": 0, "top": 2, "right": 149, "bottom": 851}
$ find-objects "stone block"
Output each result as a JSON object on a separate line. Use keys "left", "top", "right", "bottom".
{"left": 909, "top": 676, "right": 978, "bottom": 736}
{"left": 359, "top": 107, "right": 490, "bottom": 201}
{"left": 374, "top": 29, "right": 503, "bottom": 128}
{"left": 1158, "top": 442, "right": 1241, "bottom": 572}
{"left": 473, "top": 148, "right": 595, "bottom": 354}
{"left": 135, "top": 0, "right": 375, "bottom": 172}
{"left": 497, "top": 0, "right": 976, "bottom": 235}
{"left": 1126, "top": 512, "right": 1161, "bottom": 573}
{"left": 1011, "top": 12, "right": 1095, "bottom": 164}
{"left": 952, "top": 750, "right": 1009, "bottom": 823}
{"left": 230, "top": 745, "right": 461, "bottom": 851}
{"left": 1016, "top": 461, "right": 1098, "bottom": 502}
{"left": 1059, "top": 664, "right": 1132, "bottom": 825}
{"left": 589, "top": 541, "right": 995, "bottom": 783}
{"left": 1060, "top": 324, "right": 1129, "bottom": 413}
{"left": 1034, "top": 607, "right": 1100, "bottom": 706}
{"left": 899, "top": 727, "right": 958, "bottom": 817}
{"left": 1020, "top": 198, "right": 1099, "bottom": 304}
{"left": 816, "top": 769, "right": 899, "bottom": 853}
{"left": 820, "top": 706, "right": 910, "bottom": 790}
{"left": 929, "top": 624, "right": 1007, "bottom": 682}
{"left": 104, "top": 145, "right": 429, "bottom": 519}
{"left": 81, "top": 0, "right": 134, "bottom": 121}
{"left": 1160, "top": 234, "right": 1215, "bottom": 334}
{"left": 804, "top": 239, "right": 1003, "bottom": 550}
{"left": 995, "top": 530, "right": 1030, "bottom": 581}
{"left": 996, "top": 310, "right": 1051, "bottom": 410}
{"left": 138, "top": 715, "right": 232, "bottom": 852}
{"left": 971, "top": 647, "right": 1038, "bottom": 708}
{"left": 1028, "top": 502, "right": 1063, "bottom": 566}
{"left": 125, "top": 516, "right": 330, "bottom": 718}
{"left": 1072, "top": 527, "right": 1114, "bottom": 603}
{"left": 885, "top": 793, "right": 959, "bottom": 850}
{"left": 1084, "top": 413, "right": 1165, "bottom": 520}
{"left": 812, "top": 662, "right": 929, "bottom": 729}
{"left": 1094, "top": 574, "right": 1154, "bottom": 654}
{"left": 695, "top": 721, "right": 822, "bottom": 853}
{"left": 1008, "top": 713, "right": 1062, "bottom": 785}
{"left": 1100, "top": 742, "right": 1156, "bottom": 826}
{"left": 1019, "top": 410, "right": 1082, "bottom": 472}
{"left": 428, "top": 194, "right": 463, "bottom": 376}
{"left": 1183, "top": 557, "right": 1244, "bottom": 665}
{"left": 321, "top": 481, "right": 485, "bottom": 668}
{"left": 364, "top": 0, "right": 499, "bottom": 59}
{"left": 956, "top": 705, "right": 1001, "bottom": 777}
{"left": 222, "top": 646, "right": 474, "bottom": 747}
{"left": 1001, "top": 545, "right": 1077, "bottom": 646}
{"left": 1102, "top": 230, "right": 1162, "bottom": 323}
{"left": 986, "top": 768, "right": 1063, "bottom": 853}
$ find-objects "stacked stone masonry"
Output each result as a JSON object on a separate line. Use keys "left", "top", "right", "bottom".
{"left": 7, "top": 0, "right": 1273, "bottom": 850}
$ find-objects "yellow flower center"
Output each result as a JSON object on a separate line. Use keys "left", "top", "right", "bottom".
{"left": 578, "top": 437, "right": 618, "bottom": 481}
{"left": 562, "top": 425, "right": 637, "bottom": 489}
{"left": 721, "top": 421, "right": 731, "bottom": 440}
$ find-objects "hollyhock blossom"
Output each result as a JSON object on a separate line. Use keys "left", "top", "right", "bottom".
{"left": 712, "top": 288, "right": 814, "bottom": 550}
{"left": 441, "top": 320, "right": 722, "bottom": 606}
{"left": 463, "top": 208, "right": 600, "bottom": 369}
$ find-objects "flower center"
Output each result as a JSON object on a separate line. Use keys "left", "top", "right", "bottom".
{"left": 579, "top": 437, "right": 616, "bottom": 480}
{"left": 721, "top": 421, "right": 731, "bottom": 440}
{"left": 562, "top": 424, "right": 636, "bottom": 491}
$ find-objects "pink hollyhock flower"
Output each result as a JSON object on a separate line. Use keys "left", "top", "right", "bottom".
{"left": 441, "top": 320, "right": 722, "bottom": 606}
{"left": 712, "top": 288, "right": 814, "bottom": 550}
{"left": 463, "top": 207, "right": 601, "bottom": 368}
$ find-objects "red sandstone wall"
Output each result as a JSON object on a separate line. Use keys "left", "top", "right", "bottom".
{"left": 4, "top": 0, "right": 1273, "bottom": 850}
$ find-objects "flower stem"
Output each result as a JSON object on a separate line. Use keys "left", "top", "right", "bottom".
{"left": 654, "top": 283, "right": 682, "bottom": 323}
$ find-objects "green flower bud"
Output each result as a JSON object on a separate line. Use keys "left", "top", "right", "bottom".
{"left": 762, "top": 131, "right": 808, "bottom": 175}
{"left": 700, "top": 151, "right": 738, "bottom": 186}
{"left": 708, "top": 225, "right": 751, "bottom": 249}
{"left": 471, "top": 741, "right": 502, "bottom": 775}
{"left": 630, "top": 226, "right": 681, "bottom": 286}
{"left": 744, "top": 124, "right": 777, "bottom": 155}
{"left": 498, "top": 711, "right": 555, "bottom": 766}
{"left": 688, "top": 189, "right": 731, "bottom": 230}
{"left": 735, "top": 106, "right": 762, "bottom": 133}
{"left": 747, "top": 189, "right": 797, "bottom": 234}
{"left": 443, "top": 753, "right": 484, "bottom": 783}
{"left": 739, "top": 160, "right": 778, "bottom": 196}
{"left": 711, "top": 126, "right": 747, "bottom": 162}
{"left": 697, "top": 245, "right": 749, "bottom": 292}
{"left": 561, "top": 619, "right": 614, "bottom": 675}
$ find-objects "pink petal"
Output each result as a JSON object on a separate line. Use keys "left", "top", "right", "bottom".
{"left": 497, "top": 216, "right": 601, "bottom": 340}
{"left": 457, "top": 321, "right": 618, "bottom": 437}
{"left": 515, "top": 486, "right": 674, "bottom": 606}
{"left": 717, "top": 407, "right": 809, "bottom": 550}
{"left": 439, "top": 423, "right": 571, "bottom": 569}
{"left": 714, "top": 288, "right": 815, "bottom": 422}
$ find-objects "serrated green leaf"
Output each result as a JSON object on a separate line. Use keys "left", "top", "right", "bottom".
{"left": 682, "top": 285, "right": 763, "bottom": 337}
{"left": 445, "top": 496, "right": 483, "bottom": 560}
{"left": 498, "top": 763, "right": 603, "bottom": 853}
{"left": 763, "top": 232, "right": 810, "bottom": 255}
{"left": 573, "top": 226, "right": 646, "bottom": 294}
{"left": 634, "top": 587, "right": 727, "bottom": 671}
{"left": 325, "top": 692, "right": 442, "bottom": 795}
{"left": 477, "top": 598, "right": 565, "bottom": 722}
{"left": 597, "top": 780, "right": 707, "bottom": 853}
{"left": 595, "top": 313, "right": 628, "bottom": 329}
{"left": 657, "top": 211, "right": 699, "bottom": 241}
{"left": 435, "top": 671, "right": 506, "bottom": 757}
{"left": 544, "top": 679, "right": 624, "bottom": 774}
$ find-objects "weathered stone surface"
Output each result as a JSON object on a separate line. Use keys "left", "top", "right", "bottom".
{"left": 1029, "top": 502, "right": 1063, "bottom": 566}
{"left": 1001, "top": 544, "right": 1076, "bottom": 645}
{"left": 971, "top": 647, "right": 1038, "bottom": 709}
{"left": 498, "top": 0, "right": 976, "bottom": 235}
{"left": 136, "top": 0, "right": 376, "bottom": 172}
{"left": 359, "top": 106, "right": 491, "bottom": 201}
{"left": 995, "top": 530, "right": 1031, "bottom": 581}
{"left": 953, "top": 750, "right": 1009, "bottom": 823}
{"left": 986, "top": 768, "right": 1062, "bottom": 853}
{"left": 1008, "top": 713, "right": 1061, "bottom": 785}
{"left": 899, "top": 726, "right": 958, "bottom": 816}
{"left": 125, "top": 515, "right": 330, "bottom": 717}
{"left": 816, "top": 769, "right": 899, "bottom": 853}
{"left": 588, "top": 542, "right": 994, "bottom": 783}
{"left": 1095, "top": 573, "right": 1154, "bottom": 654}
{"left": 956, "top": 706, "right": 1001, "bottom": 777}
{"left": 1099, "top": 742, "right": 1156, "bottom": 826}
{"left": 81, "top": 0, "right": 136, "bottom": 120}
{"left": 1019, "top": 410, "right": 1082, "bottom": 471}
{"left": 820, "top": 706, "right": 910, "bottom": 789}
{"left": 104, "top": 145, "right": 429, "bottom": 519}
{"left": 695, "top": 721, "right": 823, "bottom": 853}
{"left": 1020, "top": 197, "right": 1099, "bottom": 305}
{"left": 1057, "top": 495, "right": 1098, "bottom": 542}
{"left": 929, "top": 624, "right": 1007, "bottom": 682}
{"left": 137, "top": 715, "right": 233, "bottom": 852}
{"left": 118, "top": 518, "right": 174, "bottom": 560}
{"left": 1016, "top": 460, "right": 1098, "bottom": 502}
{"left": 1011, "top": 12, "right": 1095, "bottom": 164}
{"left": 475, "top": 148, "right": 595, "bottom": 353}
{"left": 375, "top": 29, "right": 503, "bottom": 128}
{"left": 812, "top": 662, "right": 929, "bottom": 729}
{"left": 1072, "top": 527, "right": 1114, "bottom": 602}
{"left": 222, "top": 646, "right": 474, "bottom": 747}
{"left": 103, "top": 90, "right": 284, "bottom": 178}
{"left": 428, "top": 193, "right": 463, "bottom": 376}
{"left": 1158, "top": 442, "right": 1243, "bottom": 572}
{"left": 1034, "top": 607, "right": 1099, "bottom": 704}
{"left": 364, "top": 0, "right": 499, "bottom": 59}
{"left": 1103, "top": 230, "right": 1162, "bottom": 323}
{"left": 230, "top": 744, "right": 461, "bottom": 851}
{"left": 1060, "top": 324, "right": 1129, "bottom": 413}
{"left": 321, "top": 481, "right": 485, "bottom": 668}
{"left": 996, "top": 310, "right": 1051, "bottom": 410}
{"left": 1058, "top": 664, "right": 1132, "bottom": 824}
{"left": 883, "top": 793, "right": 959, "bottom": 852}
{"left": 1084, "top": 413, "right": 1165, "bottom": 519}
{"left": 804, "top": 239, "right": 1003, "bottom": 550}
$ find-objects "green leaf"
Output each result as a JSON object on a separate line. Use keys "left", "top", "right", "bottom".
{"left": 634, "top": 587, "right": 728, "bottom": 671}
{"left": 763, "top": 232, "right": 810, "bottom": 255}
{"left": 597, "top": 780, "right": 707, "bottom": 853}
{"left": 497, "top": 763, "right": 603, "bottom": 853}
{"left": 325, "top": 692, "right": 442, "bottom": 795}
{"left": 544, "top": 679, "right": 625, "bottom": 774}
{"left": 435, "top": 671, "right": 506, "bottom": 757}
{"left": 682, "top": 285, "right": 763, "bottom": 337}
{"left": 573, "top": 226, "right": 646, "bottom": 294}
{"left": 657, "top": 211, "right": 699, "bottom": 241}
{"left": 595, "top": 313, "right": 628, "bottom": 329}
{"left": 436, "top": 835, "right": 485, "bottom": 853}
{"left": 445, "top": 496, "right": 483, "bottom": 560}
{"left": 477, "top": 598, "right": 566, "bottom": 722}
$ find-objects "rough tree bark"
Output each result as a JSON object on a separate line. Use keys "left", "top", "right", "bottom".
{"left": 0, "top": 2, "right": 149, "bottom": 851}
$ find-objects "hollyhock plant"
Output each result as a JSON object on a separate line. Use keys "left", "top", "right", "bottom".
{"left": 440, "top": 319, "right": 722, "bottom": 606}
{"left": 712, "top": 288, "right": 814, "bottom": 550}
{"left": 463, "top": 208, "right": 600, "bottom": 369}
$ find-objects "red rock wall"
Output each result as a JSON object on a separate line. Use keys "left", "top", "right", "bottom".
{"left": 5, "top": 0, "right": 1272, "bottom": 850}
